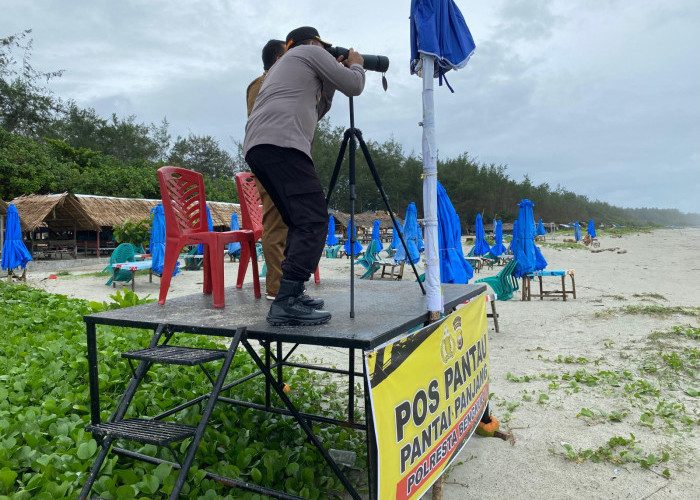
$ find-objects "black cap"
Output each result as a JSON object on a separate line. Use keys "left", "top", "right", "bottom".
{"left": 286, "top": 26, "right": 331, "bottom": 50}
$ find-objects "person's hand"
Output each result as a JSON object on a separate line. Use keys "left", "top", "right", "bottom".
{"left": 342, "top": 48, "right": 364, "bottom": 68}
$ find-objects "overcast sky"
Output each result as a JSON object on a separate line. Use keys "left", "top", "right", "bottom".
{"left": 3, "top": 0, "right": 699, "bottom": 213}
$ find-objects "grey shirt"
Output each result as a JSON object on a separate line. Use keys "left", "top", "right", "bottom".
{"left": 243, "top": 44, "right": 365, "bottom": 159}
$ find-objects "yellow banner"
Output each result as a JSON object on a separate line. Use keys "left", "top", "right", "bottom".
{"left": 365, "top": 294, "right": 488, "bottom": 500}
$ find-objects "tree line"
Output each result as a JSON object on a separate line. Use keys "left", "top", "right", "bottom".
{"left": 2, "top": 30, "right": 698, "bottom": 229}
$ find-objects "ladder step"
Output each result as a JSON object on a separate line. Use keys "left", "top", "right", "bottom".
{"left": 122, "top": 346, "right": 226, "bottom": 365}
{"left": 86, "top": 419, "right": 196, "bottom": 445}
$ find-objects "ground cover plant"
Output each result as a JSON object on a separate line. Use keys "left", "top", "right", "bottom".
{"left": 493, "top": 324, "right": 699, "bottom": 480}
{"left": 0, "top": 281, "right": 366, "bottom": 499}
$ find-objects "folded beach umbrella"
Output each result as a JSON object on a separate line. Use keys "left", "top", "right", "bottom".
{"left": 471, "top": 213, "right": 490, "bottom": 256}
{"left": 574, "top": 221, "right": 582, "bottom": 242}
{"left": 228, "top": 213, "right": 242, "bottom": 255}
{"left": 343, "top": 220, "right": 363, "bottom": 257}
{"left": 513, "top": 199, "right": 547, "bottom": 277}
{"left": 587, "top": 219, "right": 597, "bottom": 239}
{"left": 196, "top": 205, "right": 214, "bottom": 255}
{"left": 490, "top": 220, "right": 507, "bottom": 257}
{"left": 371, "top": 219, "right": 384, "bottom": 253}
{"left": 390, "top": 219, "right": 403, "bottom": 249}
{"left": 411, "top": 0, "right": 476, "bottom": 313}
{"left": 536, "top": 219, "right": 546, "bottom": 236}
{"left": 326, "top": 215, "right": 339, "bottom": 246}
{"left": 1, "top": 204, "right": 32, "bottom": 271}
{"left": 437, "top": 181, "right": 473, "bottom": 283}
{"left": 394, "top": 202, "right": 421, "bottom": 264}
{"left": 150, "top": 204, "right": 179, "bottom": 277}
{"left": 416, "top": 220, "right": 425, "bottom": 252}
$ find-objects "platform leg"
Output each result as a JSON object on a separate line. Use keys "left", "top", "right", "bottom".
{"left": 77, "top": 436, "right": 114, "bottom": 500}
{"left": 490, "top": 300, "right": 500, "bottom": 333}
{"left": 538, "top": 276, "right": 543, "bottom": 300}
{"left": 561, "top": 275, "right": 566, "bottom": 301}
{"left": 570, "top": 274, "right": 576, "bottom": 299}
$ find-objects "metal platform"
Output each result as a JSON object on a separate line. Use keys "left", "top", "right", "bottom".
{"left": 122, "top": 346, "right": 226, "bottom": 365}
{"left": 85, "top": 279, "right": 485, "bottom": 349}
{"left": 86, "top": 419, "right": 196, "bottom": 446}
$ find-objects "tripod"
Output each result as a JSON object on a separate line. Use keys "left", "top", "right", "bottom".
{"left": 326, "top": 97, "right": 425, "bottom": 318}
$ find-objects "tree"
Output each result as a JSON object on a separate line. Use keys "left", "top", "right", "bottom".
{"left": 168, "top": 134, "right": 235, "bottom": 179}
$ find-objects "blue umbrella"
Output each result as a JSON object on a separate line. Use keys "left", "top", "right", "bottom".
{"left": 471, "top": 213, "right": 490, "bottom": 255}
{"left": 394, "top": 202, "right": 421, "bottom": 264}
{"left": 343, "top": 220, "right": 363, "bottom": 256}
{"left": 196, "top": 205, "right": 213, "bottom": 255}
{"left": 390, "top": 219, "right": 403, "bottom": 249}
{"left": 1, "top": 204, "right": 32, "bottom": 271}
{"left": 228, "top": 213, "right": 241, "bottom": 255}
{"left": 437, "top": 181, "right": 473, "bottom": 283}
{"left": 490, "top": 220, "right": 507, "bottom": 257}
{"left": 410, "top": 0, "right": 476, "bottom": 78}
{"left": 371, "top": 219, "right": 384, "bottom": 252}
{"left": 326, "top": 215, "right": 338, "bottom": 246}
{"left": 587, "top": 219, "right": 597, "bottom": 238}
{"left": 150, "top": 204, "right": 179, "bottom": 277}
{"left": 416, "top": 219, "right": 424, "bottom": 252}
{"left": 513, "top": 199, "right": 547, "bottom": 278}
{"left": 574, "top": 222, "right": 582, "bottom": 242}
{"left": 536, "top": 219, "right": 546, "bottom": 236}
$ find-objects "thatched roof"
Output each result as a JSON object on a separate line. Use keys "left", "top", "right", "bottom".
{"left": 331, "top": 210, "right": 401, "bottom": 231}
{"left": 0, "top": 199, "right": 8, "bottom": 216}
{"left": 11, "top": 193, "right": 241, "bottom": 232}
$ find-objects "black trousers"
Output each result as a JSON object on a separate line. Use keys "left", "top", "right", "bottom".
{"left": 245, "top": 145, "right": 328, "bottom": 282}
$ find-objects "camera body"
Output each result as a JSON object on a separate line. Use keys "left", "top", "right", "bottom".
{"left": 326, "top": 46, "right": 390, "bottom": 73}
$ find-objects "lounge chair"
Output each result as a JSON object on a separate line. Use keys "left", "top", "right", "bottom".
{"left": 474, "top": 259, "right": 519, "bottom": 300}
{"left": 104, "top": 243, "right": 138, "bottom": 286}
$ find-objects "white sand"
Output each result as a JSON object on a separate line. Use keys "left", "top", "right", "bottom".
{"left": 24, "top": 228, "right": 700, "bottom": 499}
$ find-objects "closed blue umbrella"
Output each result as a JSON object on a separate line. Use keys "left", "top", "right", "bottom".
{"left": 150, "top": 204, "right": 179, "bottom": 277}
{"left": 370, "top": 219, "right": 384, "bottom": 252}
{"left": 343, "top": 220, "right": 363, "bottom": 256}
{"left": 416, "top": 220, "right": 424, "bottom": 252}
{"left": 587, "top": 219, "right": 597, "bottom": 238}
{"left": 390, "top": 219, "right": 403, "bottom": 249}
{"left": 326, "top": 215, "right": 338, "bottom": 246}
{"left": 536, "top": 219, "right": 546, "bottom": 236}
{"left": 574, "top": 222, "right": 582, "bottom": 242}
{"left": 1, "top": 204, "right": 32, "bottom": 271}
{"left": 513, "top": 199, "right": 547, "bottom": 277}
{"left": 490, "top": 220, "right": 507, "bottom": 257}
{"left": 196, "top": 205, "right": 213, "bottom": 255}
{"left": 394, "top": 202, "right": 421, "bottom": 264}
{"left": 437, "top": 181, "right": 473, "bottom": 283}
{"left": 471, "top": 213, "right": 490, "bottom": 255}
{"left": 228, "top": 213, "right": 241, "bottom": 255}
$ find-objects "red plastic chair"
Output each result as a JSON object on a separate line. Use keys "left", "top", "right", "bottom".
{"left": 234, "top": 172, "right": 320, "bottom": 286}
{"left": 157, "top": 166, "right": 261, "bottom": 308}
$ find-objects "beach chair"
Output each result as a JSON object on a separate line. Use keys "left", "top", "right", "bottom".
{"left": 474, "top": 259, "right": 519, "bottom": 301}
{"left": 325, "top": 244, "right": 342, "bottom": 258}
{"left": 356, "top": 239, "right": 381, "bottom": 279}
{"left": 234, "top": 171, "right": 320, "bottom": 284}
{"left": 158, "top": 166, "right": 260, "bottom": 308}
{"left": 183, "top": 246, "right": 203, "bottom": 271}
{"left": 104, "top": 243, "right": 137, "bottom": 286}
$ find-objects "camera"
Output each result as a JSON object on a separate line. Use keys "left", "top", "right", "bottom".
{"left": 326, "top": 46, "right": 390, "bottom": 73}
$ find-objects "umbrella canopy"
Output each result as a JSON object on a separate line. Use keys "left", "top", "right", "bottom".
{"left": 437, "top": 181, "right": 473, "bottom": 283}
{"left": 390, "top": 220, "right": 403, "bottom": 249}
{"left": 228, "top": 213, "right": 242, "bottom": 255}
{"left": 574, "top": 222, "right": 582, "bottom": 242}
{"left": 394, "top": 202, "right": 421, "bottom": 264}
{"left": 1, "top": 204, "right": 32, "bottom": 271}
{"left": 536, "top": 219, "right": 546, "bottom": 236}
{"left": 490, "top": 220, "right": 507, "bottom": 257}
{"left": 471, "top": 213, "right": 490, "bottom": 255}
{"left": 512, "top": 199, "right": 547, "bottom": 278}
{"left": 410, "top": 0, "right": 476, "bottom": 77}
{"left": 371, "top": 219, "right": 384, "bottom": 252}
{"left": 196, "top": 205, "right": 214, "bottom": 255}
{"left": 343, "top": 220, "right": 363, "bottom": 256}
{"left": 150, "top": 204, "right": 180, "bottom": 277}
{"left": 326, "top": 215, "right": 339, "bottom": 246}
{"left": 587, "top": 219, "right": 597, "bottom": 238}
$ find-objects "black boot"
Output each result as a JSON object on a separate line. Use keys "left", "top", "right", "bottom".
{"left": 267, "top": 279, "right": 331, "bottom": 326}
{"left": 299, "top": 288, "right": 324, "bottom": 309}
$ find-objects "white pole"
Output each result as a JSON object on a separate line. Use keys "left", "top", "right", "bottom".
{"left": 421, "top": 55, "right": 442, "bottom": 313}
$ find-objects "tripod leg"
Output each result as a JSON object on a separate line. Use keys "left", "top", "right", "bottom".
{"left": 325, "top": 129, "right": 352, "bottom": 206}
{"left": 355, "top": 130, "right": 425, "bottom": 294}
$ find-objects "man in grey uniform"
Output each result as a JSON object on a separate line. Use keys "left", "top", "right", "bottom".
{"left": 244, "top": 26, "right": 365, "bottom": 326}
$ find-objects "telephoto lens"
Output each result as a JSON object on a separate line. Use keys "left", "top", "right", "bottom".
{"left": 327, "top": 46, "right": 390, "bottom": 73}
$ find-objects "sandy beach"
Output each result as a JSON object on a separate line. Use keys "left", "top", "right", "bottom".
{"left": 23, "top": 228, "right": 700, "bottom": 499}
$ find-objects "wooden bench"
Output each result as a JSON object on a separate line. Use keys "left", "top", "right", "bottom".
{"left": 522, "top": 269, "right": 576, "bottom": 301}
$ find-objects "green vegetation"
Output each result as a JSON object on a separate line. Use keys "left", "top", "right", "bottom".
{"left": 537, "top": 242, "right": 589, "bottom": 251}
{"left": 595, "top": 305, "right": 700, "bottom": 319}
{"left": 0, "top": 281, "right": 365, "bottom": 499}
{"left": 3, "top": 30, "right": 700, "bottom": 228}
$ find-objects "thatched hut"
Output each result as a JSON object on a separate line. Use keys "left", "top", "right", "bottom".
{"left": 331, "top": 210, "right": 401, "bottom": 243}
{"left": 0, "top": 199, "right": 8, "bottom": 255}
{"left": 10, "top": 193, "right": 241, "bottom": 259}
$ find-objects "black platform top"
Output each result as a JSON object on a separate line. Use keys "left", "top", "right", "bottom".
{"left": 85, "top": 280, "right": 485, "bottom": 350}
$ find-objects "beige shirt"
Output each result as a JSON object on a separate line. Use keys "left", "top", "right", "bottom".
{"left": 244, "top": 44, "right": 365, "bottom": 159}
{"left": 246, "top": 73, "right": 266, "bottom": 116}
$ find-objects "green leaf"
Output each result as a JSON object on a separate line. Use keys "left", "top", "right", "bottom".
{"left": 0, "top": 467, "right": 18, "bottom": 493}
{"left": 76, "top": 439, "right": 97, "bottom": 460}
{"left": 250, "top": 467, "right": 262, "bottom": 483}
{"left": 153, "top": 462, "right": 173, "bottom": 481}
{"left": 577, "top": 408, "right": 594, "bottom": 418}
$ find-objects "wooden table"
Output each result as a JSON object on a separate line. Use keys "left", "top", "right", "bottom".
{"left": 522, "top": 269, "right": 576, "bottom": 301}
